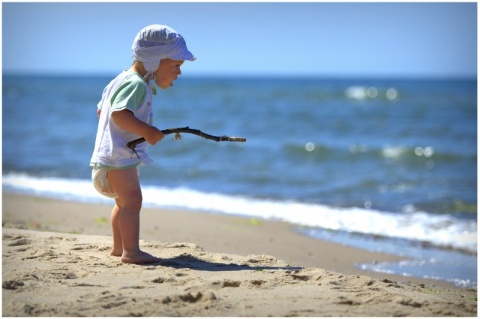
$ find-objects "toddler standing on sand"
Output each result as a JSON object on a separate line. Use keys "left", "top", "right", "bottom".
{"left": 90, "top": 24, "right": 195, "bottom": 264}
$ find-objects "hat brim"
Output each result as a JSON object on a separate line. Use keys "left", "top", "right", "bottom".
{"left": 171, "top": 50, "right": 196, "bottom": 61}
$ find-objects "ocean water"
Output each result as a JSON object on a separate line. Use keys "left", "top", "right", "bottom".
{"left": 2, "top": 74, "right": 477, "bottom": 288}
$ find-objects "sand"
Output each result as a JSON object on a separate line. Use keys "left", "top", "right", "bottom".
{"left": 2, "top": 193, "right": 477, "bottom": 316}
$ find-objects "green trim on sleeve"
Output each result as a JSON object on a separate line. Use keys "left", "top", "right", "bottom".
{"left": 110, "top": 72, "right": 147, "bottom": 113}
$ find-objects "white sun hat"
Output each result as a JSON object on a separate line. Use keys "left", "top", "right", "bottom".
{"left": 132, "top": 24, "right": 195, "bottom": 78}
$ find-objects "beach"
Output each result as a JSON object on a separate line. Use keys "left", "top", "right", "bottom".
{"left": 2, "top": 193, "right": 477, "bottom": 317}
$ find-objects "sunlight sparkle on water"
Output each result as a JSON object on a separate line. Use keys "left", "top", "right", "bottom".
{"left": 305, "top": 142, "right": 315, "bottom": 152}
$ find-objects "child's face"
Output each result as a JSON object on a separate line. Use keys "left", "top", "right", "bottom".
{"left": 154, "top": 59, "right": 185, "bottom": 89}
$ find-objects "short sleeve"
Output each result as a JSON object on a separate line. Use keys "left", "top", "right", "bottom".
{"left": 110, "top": 76, "right": 147, "bottom": 113}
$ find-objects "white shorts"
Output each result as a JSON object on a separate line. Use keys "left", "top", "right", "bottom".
{"left": 91, "top": 167, "right": 117, "bottom": 198}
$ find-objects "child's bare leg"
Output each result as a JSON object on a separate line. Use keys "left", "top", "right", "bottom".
{"left": 107, "top": 167, "right": 160, "bottom": 264}
{"left": 110, "top": 200, "right": 123, "bottom": 256}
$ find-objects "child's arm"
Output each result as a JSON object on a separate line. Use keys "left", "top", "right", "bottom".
{"left": 112, "top": 109, "right": 164, "bottom": 145}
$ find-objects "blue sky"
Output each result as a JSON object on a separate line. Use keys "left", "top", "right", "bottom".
{"left": 2, "top": 2, "right": 477, "bottom": 78}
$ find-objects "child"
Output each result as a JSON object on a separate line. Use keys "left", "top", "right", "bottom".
{"left": 90, "top": 24, "right": 195, "bottom": 264}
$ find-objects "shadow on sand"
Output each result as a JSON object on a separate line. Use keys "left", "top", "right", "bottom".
{"left": 139, "top": 253, "right": 303, "bottom": 272}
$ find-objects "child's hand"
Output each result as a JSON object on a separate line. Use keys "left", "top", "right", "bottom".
{"left": 111, "top": 110, "right": 164, "bottom": 145}
{"left": 143, "top": 127, "right": 165, "bottom": 145}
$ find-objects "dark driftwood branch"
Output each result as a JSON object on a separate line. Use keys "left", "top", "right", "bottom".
{"left": 126, "top": 126, "right": 246, "bottom": 151}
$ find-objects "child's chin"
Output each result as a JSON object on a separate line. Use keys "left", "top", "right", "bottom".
{"left": 158, "top": 82, "right": 173, "bottom": 89}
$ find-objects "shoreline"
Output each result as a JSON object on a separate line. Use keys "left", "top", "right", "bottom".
{"left": 2, "top": 192, "right": 472, "bottom": 289}
{"left": 2, "top": 193, "right": 477, "bottom": 316}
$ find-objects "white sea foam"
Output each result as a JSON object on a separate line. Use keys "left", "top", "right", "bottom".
{"left": 2, "top": 172, "right": 477, "bottom": 253}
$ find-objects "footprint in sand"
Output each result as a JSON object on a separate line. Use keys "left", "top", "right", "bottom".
{"left": 221, "top": 280, "right": 241, "bottom": 288}
{"left": 163, "top": 291, "right": 217, "bottom": 304}
{"left": 2, "top": 280, "right": 25, "bottom": 290}
{"left": 7, "top": 238, "right": 31, "bottom": 247}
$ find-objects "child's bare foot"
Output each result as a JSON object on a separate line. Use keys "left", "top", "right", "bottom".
{"left": 110, "top": 248, "right": 123, "bottom": 257}
{"left": 121, "top": 250, "right": 161, "bottom": 264}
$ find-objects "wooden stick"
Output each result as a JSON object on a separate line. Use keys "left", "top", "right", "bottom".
{"left": 126, "top": 126, "right": 246, "bottom": 151}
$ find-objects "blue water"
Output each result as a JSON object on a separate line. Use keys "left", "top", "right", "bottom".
{"left": 2, "top": 74, "right": 477, "bottom": 288}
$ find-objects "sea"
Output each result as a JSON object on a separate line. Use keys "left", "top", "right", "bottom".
{"left": 2, "top": 74, "right": 477, "bottom": 289}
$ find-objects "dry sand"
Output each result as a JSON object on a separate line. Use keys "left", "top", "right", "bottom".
{"left": 2, "top": 193, "right": 477, "bottom": 316}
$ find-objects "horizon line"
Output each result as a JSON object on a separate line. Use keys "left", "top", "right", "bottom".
{"left": 3, "top": 70, "right": 477, "bottom": 81}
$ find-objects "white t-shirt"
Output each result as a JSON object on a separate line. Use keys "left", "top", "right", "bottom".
{"left": 90, "top": 70, "right": 154, "bottom": 168}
